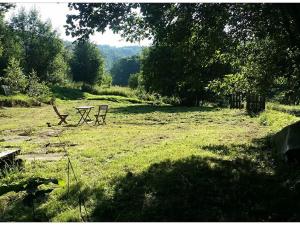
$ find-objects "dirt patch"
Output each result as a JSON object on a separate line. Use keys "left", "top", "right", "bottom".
{"left": 133, "top": 134, "right": 170, "bottom": 147}
{"left": 18, "top": 152, "right": 66, "bottom": 161}
{"left": 18, "top": 128, "right": 35, "bottom": 136}
{"left": 2, "top": 128, "right": 24, "bottom": 134}
{"left": 38, "top": 129, "right": 64, "bottom": 138}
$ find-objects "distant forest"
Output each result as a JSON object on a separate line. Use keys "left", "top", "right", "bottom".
{"left": 64, "top": 41, "right": 142, "bottom": 71}
{"left": 98, "top": 45, "right": 142, "bottom": 71}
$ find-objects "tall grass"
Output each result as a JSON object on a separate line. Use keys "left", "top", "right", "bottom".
{"left": 94, "top": 86, "right": 137, "bottom": 98}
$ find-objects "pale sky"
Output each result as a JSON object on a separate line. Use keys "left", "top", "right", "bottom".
{"left": 5, "top": 3, "right": 152, "bottom": 47}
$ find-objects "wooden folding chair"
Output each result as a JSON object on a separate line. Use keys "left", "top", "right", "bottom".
{"left": 94, "top": 105, "right": 108, "bottom": 125}
{"left": 51, "top": 101, "right": 69, "bottom": 125}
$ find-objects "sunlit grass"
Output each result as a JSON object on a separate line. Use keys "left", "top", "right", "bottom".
{"left": 0, "top": 99, "right": 299, "bottom": 221}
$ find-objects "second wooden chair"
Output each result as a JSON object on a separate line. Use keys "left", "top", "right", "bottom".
{"left": 94, "top": 105, "right": 108, "bottom": 125}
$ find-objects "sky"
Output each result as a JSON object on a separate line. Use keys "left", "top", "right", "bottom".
{"left": 5, "top": 3, "right": 152, "bottom": 47}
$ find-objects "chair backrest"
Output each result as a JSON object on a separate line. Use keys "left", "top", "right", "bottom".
{"left": 52, "top": 104, "right": 62, "bottom": 117}
{"left": 97, "top": 105, "right": 108, "bottom": 116}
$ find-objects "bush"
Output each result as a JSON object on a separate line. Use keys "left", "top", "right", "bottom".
{"left": 81, "top": 83, "right": 99, "bottom": 95}
{"left": 1, "top": 58, "right": 28, "bottom": 94}
{"left": 101, "top": 73, "right": 112, "bottom": 87}
{"left": 135, "top": 89, "right": 180, "bottom": 105}
{"left": 128, "top": 72, "right": 140, "bottom": 89}
{"left": 27, "top": 70, "right": 51, "bottom": 101}
{"left": 161, "top": 96, "right": 181, "bottom": 106}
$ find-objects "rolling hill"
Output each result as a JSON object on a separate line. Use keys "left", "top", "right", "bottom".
{"left": 98, "top": 45, "right": 143, "bottom": 71}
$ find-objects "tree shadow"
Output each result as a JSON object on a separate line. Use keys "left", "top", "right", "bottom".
{"left": 90, "top": 140, "right": 300, "bottom": 221}
{"left": 0, "top": 177, "right": 59, "bottom": 221}
{"left": 201, "top": 135, "right": 272, "bottom": 158}
{"left": 112, "top": 104, "right": 219, "bottom": 115}
{"left": 2, "top": 135, "right": 300, "bottom": 221}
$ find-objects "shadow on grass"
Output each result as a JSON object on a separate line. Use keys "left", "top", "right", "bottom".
{"left": 0, "top": 177, "right": 59, "bottom": 222}
{"left": 51, "top": 86, "right": 85, "bottom": 100}
{"left": 90, "top": 140, "right": 300, "bottom": 221}
{"left": 112, "top": 104, "right": 218, "bottom": 115}
{"left": 201, "top": 135, "right": 272, "bottom": 158}
{"left": 3, "top": 137, "right": 300, "bottom": 222}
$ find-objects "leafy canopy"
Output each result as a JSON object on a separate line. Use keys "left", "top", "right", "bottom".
{"left": 70, "top": 41, "right": 105, "bottom": 85}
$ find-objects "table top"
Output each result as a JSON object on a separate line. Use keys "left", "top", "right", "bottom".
{"left": 75, "top": 106, "right": 94, "bottom": 110}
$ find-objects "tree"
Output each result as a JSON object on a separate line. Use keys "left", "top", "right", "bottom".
{"left": 2, "top": 57, "right": 28, "bottom": 93}
{"left": 0, "top": 3, "right": 14, "bottom": 14}
{"left": 66, "top": 3, "right": 232, "bottom": 105}
{"left": 110, "top": 55, "right": 140, "bottom": 86}
{"left": 9, "top": 8, "right": 69, "bottom": 84}
{"left": 27, "top": 69, "right": 51, "bottom": 100}
{"left": 0, "top": 3, "right": 23, "bottom": 76}
{"left": 65, "top": 3, "right": 300, "bottom": 105}
{"left": 70, "top": 41, "right": 105, "bottom": 85}
{"left": 128, "top": 72, "right": 141, "bottom": 89}
{"left": 101, "top": 72, "right": 112, "bottom": 87}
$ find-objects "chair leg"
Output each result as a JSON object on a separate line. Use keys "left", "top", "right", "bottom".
{"left": 94, "top": 116, "right": 100, "bottom": 126}
{"left": 58, "top": 116, "right": 68, "bottom": 125}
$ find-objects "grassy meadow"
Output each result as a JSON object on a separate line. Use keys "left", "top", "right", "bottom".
{"left": 1, "top": 91, "right": 300, "bottom": 221}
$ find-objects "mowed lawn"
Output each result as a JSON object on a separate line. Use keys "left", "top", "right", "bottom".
{"left": 1, "top": 99, "right": 300, "bottom": 221}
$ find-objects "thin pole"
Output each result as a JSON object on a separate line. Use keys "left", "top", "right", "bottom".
{"left": 67, "top": 158, "right": 70, "bottom": 196}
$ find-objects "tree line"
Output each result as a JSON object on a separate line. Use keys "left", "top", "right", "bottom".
{"left": 98, "top": 45, "right": 142, "bottom": 71}
{"left": 0, "top": 5, "right": 110, "bottom": 99}
{"left": 66, "top": 3, "right": 300, "bottom": 106}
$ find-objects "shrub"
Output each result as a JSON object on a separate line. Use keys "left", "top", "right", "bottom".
{"left": 161, "top": 96, "right": 181, "bottom": 106}
{"left": 27, "top": 70, "right": 51, "bottom": 101}
{"left": 81, "top": 83, "right": 99, "bottom": 95}
{"left": 128, "top": 72, "right": 140, "bottom": 89}
{"left": 101, "top": 73, "right": 112, "bottom": 87}
{"left": 1, "top": 58, "right": 28, "bottom": 94}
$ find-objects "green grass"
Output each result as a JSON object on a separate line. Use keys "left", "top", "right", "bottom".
{"left": 0, "top": 94, "right": 42, "bottom": 107}
{"left": 94, "top": 86, "right": 137, "bottom": 98}
{"left": 267, "top": 102, "right": 300, "bottom": 116}
{"left": 84, "top": 93, "right": 144, "bottom": 104}
{"left": 0, "top": 100, "right": 300, "bottom": 221}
